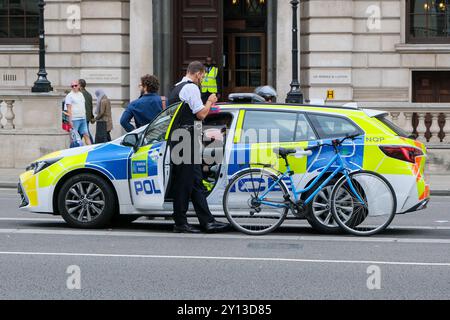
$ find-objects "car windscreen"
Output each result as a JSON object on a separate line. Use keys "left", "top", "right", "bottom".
{"left": 376, "top": 115, "right": 410, "bottom": 138}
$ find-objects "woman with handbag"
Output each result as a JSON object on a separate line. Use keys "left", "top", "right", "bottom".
{"left": 94, "top": 89, "right": 113, "bottom": 144}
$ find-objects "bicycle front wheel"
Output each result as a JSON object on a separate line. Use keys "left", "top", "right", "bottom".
{"left": 330, "top": 171, "right": 396, "bottom": 236}
{"left": 223, "top": 169, "right": 289, "bottom": 235}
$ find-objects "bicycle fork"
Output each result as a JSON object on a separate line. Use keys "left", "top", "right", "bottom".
{"left": 342, "top": 170, "right": 367, "bottom": 207}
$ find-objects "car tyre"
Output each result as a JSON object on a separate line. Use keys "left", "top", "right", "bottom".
{"left": 57, "top": 173, "right": 117, "bottom": 229}
{"left": 303, "top": 178, "right": 342, "bottom": 234}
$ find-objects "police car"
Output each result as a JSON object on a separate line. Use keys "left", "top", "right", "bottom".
{"left": 18, "top": 95, "right": 430, "bottom": 233}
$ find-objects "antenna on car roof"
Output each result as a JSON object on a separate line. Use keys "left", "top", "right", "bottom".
{"left": 228, "top": 93, "right": 266, "bottom": 103}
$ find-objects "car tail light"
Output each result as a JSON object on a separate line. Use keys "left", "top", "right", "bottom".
{"left": 379, "top": 146, "right": 423, "bottom": 164}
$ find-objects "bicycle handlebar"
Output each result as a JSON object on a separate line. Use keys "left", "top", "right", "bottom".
{"left": 305, "top": 134, "right": 360, "bottom": 152}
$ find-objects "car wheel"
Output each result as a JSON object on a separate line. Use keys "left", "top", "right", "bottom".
{"left": 304, "top": 178, "right": 342, "bottom": 234}
{"left": 57, "top": 173, "right": 117, "bottom": 229}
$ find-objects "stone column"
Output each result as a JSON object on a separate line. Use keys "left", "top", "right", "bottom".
{"left": 130, "top": 0, "right": 154, "bottom": 100}
{"left": 416, "top": 113, "right": 427, "bottom": 143}
{"left": 0, "top": 100, "right": 3, "bottom": 129}
{"left": 276, "top": 1, "right": 294, "bottom": 101}
{"left": 4, "top": 100, "right": 15, "bottom": 130}
{"left": 390, "top": 112, "right": 400, "bottom": 124}
{"left": 404, "top": 112, "right": 415, "bottom": 137}
{"left": 429, "top": 113, "right": 442, "bottom": 144}
{"left": 444, "top": 114, "right": 450, "bottom": 144}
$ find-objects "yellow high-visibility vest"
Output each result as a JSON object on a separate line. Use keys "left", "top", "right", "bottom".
{"left": 201, "top": 67, "right": 218, "bottom": 93}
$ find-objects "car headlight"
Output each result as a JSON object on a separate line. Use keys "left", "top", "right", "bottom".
{"left": 26, "top": 158, "right": 62, "bottom": 175}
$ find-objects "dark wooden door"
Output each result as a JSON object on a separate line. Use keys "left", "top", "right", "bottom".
{"left": 413, "top": 71, "right": 450, "bottom": 103}
{"left": 173, "top": 0, "right": 223, "bottom": 83}
{"left": 223, "top": 33, "right": 266, "bottom": 98}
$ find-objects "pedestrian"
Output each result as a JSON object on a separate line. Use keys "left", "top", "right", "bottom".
{"left": 94, "top": 89, "right": 113, "bottom": 143}
{"left": 79, "top": 79, "right": 95, "bottom": 143}
{"left": 201, "top": 56, "right": 220, "bottom": 104}
{"left": 65, "top": 80, "right": 92, "bottom": 146}
{"left": 120, "top": 74, "right": 163, "bottom": 132}
{"left": 161, "top": 96, "right": 167, "bottom": 109}
{"left": 61, "top": 89, "right": 71, "bottom": 133}
{"left": 167, "top": 61, "right": 230, "bottom": 234}
{"left": 255, "top": 85, "right": 277, "bottom": 103}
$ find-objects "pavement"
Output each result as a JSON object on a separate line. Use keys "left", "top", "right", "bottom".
{"left": 1, "top": 167, "right": 450, "bottom": 195}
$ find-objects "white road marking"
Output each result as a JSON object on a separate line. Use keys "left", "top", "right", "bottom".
{"left": 0, "top": 227, "right": 449, "bottom": 244}
{"left": 0, "top": 251, "right": 449, "bottom": 267}
{"left": 387, "top": 225, "right": 450, "bottom": 230}
{"left": 0, "top": 218, "right": 62, "bottom": 222}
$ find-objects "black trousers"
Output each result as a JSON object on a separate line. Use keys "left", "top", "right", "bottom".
{"left": 86, "top": 120, "right": 94, "bottom": 143}
{"left": 171, "top": 163, "right": 215, "bottom": 227}
{"left": 95, "top": 121, "right": 111, "bottom": 144}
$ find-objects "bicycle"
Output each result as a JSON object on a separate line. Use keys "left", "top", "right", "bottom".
{"left": 223, "top": 134, "right": 397, "bottom": 236}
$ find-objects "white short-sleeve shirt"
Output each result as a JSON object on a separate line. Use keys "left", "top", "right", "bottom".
{"left": 176, "top": 77, "right": 205, "bottom": 115}
{"left": 65, "top": 91, "right": 86, "bottom": 120}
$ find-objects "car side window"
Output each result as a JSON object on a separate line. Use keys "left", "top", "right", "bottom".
{"left": 308, "top": 114, "right": 361, "bottom": 139}
{"left": 241, "top": 110, "right": 297, "bottom": 143}
{"left": 142, "top": 104, "right": 178, "bottom": 146}
{"left": 296, "top": 114, "right": 317, "bottom": 141}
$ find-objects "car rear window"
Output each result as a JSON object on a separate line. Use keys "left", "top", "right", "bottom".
{"left": 376, "top": 115, "right": 410, "bottom": 138}
{"left": 308, "top": 114, "right": 362, "bottom": 139}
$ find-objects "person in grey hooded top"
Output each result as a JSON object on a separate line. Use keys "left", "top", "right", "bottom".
{"left": 94, "top": 89, "right": 113, "bottom": 143}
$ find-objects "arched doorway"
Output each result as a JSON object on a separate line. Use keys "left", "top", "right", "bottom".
{"left": 223, "top": 0, "right": 268, "bottom": 97}
{"left": 171, "top": 0, "right": 271, "bottom": 99}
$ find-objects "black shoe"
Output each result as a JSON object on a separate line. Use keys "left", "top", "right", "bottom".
{"left": 202, "top": 221, "right": 232, "bottom": 233}
{"left": 173, "top": 224, "right": 201, "bottom": 234}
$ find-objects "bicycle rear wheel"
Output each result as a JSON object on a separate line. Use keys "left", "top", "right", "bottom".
{"left": 223, "top": 169, "right": 289, "bottom": 235}
{"left": 330, "top": 171, "right": 396, "bottom": 236}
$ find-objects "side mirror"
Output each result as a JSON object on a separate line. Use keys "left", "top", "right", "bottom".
{"left": 122, "top": 133, "right": 139, "bottom": 151}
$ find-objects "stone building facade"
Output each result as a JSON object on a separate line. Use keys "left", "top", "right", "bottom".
{"left": 0, "top": 0, "right": 449, "bottom": 168}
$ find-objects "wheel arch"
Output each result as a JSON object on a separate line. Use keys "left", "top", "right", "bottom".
{"left": 52, "top": 168, "right": 120, "bottom": 216}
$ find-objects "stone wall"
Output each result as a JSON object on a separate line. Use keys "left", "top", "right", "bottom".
{"left": 0, "top": 0, "right": 131, "bottom": 140}
{"left": 300, "top": 0, "right": 450, "bottom": 105}
{"left": 0, "top": 92, "right": 69, "bottom": 169}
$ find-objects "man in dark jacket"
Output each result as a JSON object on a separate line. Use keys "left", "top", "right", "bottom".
{"left": 120, "top": 75, "right": 163, "bottom": 132}
{"left": 79, "top": 79, "right": 94, "bottom": 143}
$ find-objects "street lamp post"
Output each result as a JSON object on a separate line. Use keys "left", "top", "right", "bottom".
{"left": 286, "top": 0, "right": 304, "bottom": 104}
{"left": 32, "top": 0, "right": 53, "bottom": 93}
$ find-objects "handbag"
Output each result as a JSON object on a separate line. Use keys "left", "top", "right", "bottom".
{"left": 70, "top": 128, "right": 83, "bottom": 148}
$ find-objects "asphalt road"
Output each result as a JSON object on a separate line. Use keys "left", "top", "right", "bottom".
{"left": 0, "top": 188, "right": 449, "bottom": 300}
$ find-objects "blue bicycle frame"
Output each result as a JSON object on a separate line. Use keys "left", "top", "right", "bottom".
{"left": 257, "top": 151, "right": 365, "bottom": 209}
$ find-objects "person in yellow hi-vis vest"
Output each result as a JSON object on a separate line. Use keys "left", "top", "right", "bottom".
{"left": 201, "top": 57, "right": 220, "bottom": 104}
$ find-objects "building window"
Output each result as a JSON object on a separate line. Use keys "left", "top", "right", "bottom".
{"left": 413, "top": 71, "right": 450, "bottom": 102}
{"left": 407, "top": 0, "right": 450, "bottom": 43}
{"left": 0, "top": 0, "right": 39, "bottom": 44}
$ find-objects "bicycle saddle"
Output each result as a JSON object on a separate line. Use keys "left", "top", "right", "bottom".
{"left": 273, "top": 148, "right": 297, "bottom": 157}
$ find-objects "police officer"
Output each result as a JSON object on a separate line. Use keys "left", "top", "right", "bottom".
{"left": 201, "top": 57, "right": 219, "bottom": 104}
{"left": 167, "top": 61, "right": 230, "bottom": 234}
